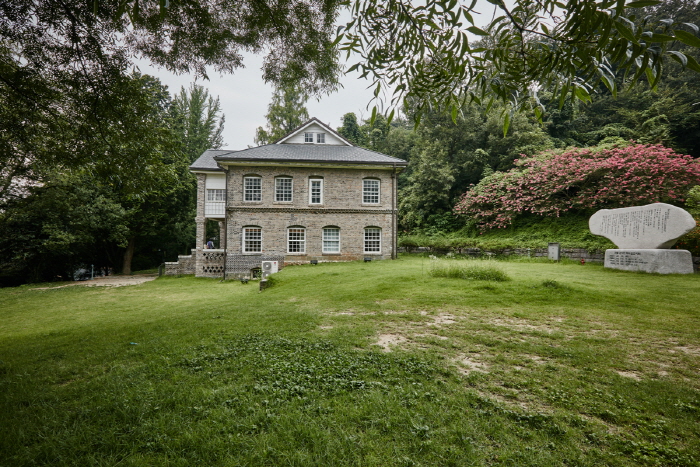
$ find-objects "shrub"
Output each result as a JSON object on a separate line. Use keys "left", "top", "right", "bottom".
{"left": 428, "top": 259, "right": 510, "bottom": 281}
{"left": 455, "top": 144, "right": 700, "bottom": 229}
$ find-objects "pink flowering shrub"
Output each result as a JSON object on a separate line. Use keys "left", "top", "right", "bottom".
{"left": 454, "top": 144, "right": 700, "bottom": 230}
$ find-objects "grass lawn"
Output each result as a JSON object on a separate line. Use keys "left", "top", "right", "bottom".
{"left": 1, "top": 255, "right": 699, "bottom": 466}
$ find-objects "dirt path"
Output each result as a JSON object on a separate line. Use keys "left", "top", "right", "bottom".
{"left": 36, "top": 274, "right": 158, "bottom": 289}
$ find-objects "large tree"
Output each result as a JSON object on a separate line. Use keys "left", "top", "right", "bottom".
{"left": 255, "top": 84, "right": 310, "bottom": 145}
{"left": 341, "top": 0, "right": 700, "bottom": 124}
{"left": 172, "top": 84, "right": 225, "bottom": 162}
{"left": 0, "top": 0, "right": 340, "bottom": 198}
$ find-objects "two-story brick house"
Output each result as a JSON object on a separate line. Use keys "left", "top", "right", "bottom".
{"left": 165, "top": 118, "right": 407, "bottom": 278}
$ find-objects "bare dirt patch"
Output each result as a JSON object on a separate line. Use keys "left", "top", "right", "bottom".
{"left": 489, "top": 317, "right": 560, "bottom": 334}
{"left": 427, "top": 313, "right": 458, "bottom": 326}
{"left": 616, "top": 370, "right": 641, "bottom": 381}
{"left": 454, "top": 354, "right": 489, "bottom": 374}
{"left": 374, "top": 334, "right": 407, "bottom": 352}
{"left": 36, "top": 274, "right": 157, "bottom": 289}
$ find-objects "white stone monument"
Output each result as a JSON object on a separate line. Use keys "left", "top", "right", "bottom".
{"left": 589, "top": 203, "right": 696, "bottom": 274}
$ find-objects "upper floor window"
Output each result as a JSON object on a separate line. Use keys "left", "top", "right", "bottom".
{"left": 323, "top": 227, "right": 340, "bottom": 254}
{"left": 206, "top": 189, "right": 225, "bottom": 202}
{"left": 363, "top": 179, "right": 380, "bottom": 204}
{"left": 243, "top": 227, "right": 262, "bottom": 253}
{"left": 205, "top": 189, "right": 226, "bottom": 216}
{"left": 304, "top": 132, "right": 326, "bottom": 144}
{"left": 364, "top": 227, "right": 381, "bottom": 253}
{"left": 288, "top": 227, "right": 306, "bottom": 254}
{"left": 275, "top": 177, "right": 293, "bottom": 202}
{"left": 309, "top": 178, "right": 323, "bottom": 204}
{"left": 244, "top": 176, "right": 261, "bottom": 202}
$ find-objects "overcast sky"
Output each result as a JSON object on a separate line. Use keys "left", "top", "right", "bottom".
{"left": 135, "top": 2, "right": 504, "bottom": 151}
{"left": 137, "top": 51, "right": 378, "bottom": 151}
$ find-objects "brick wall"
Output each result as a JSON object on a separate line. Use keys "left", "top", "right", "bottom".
{"left": 224, "top": 166, "right": 397, "bottom": 261}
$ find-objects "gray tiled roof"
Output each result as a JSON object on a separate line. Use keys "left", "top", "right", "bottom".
{"left": 190, "top": 149, "right": 232, "bottom": 171}
{"left": 211, "top": 144, "right": 408, "bottom": 166}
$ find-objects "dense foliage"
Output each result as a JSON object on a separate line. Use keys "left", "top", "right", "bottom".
{"left": 255, "top": 84, "right": 310, "bottom": 145}
{"left": 454, "top": 144, "right": 700, "bottom": 229}
{"left": 0, "top": 77, "right": 224, "bottom": 285}
{"left": 341, "top": 0, "right": 700, "bottom": 124}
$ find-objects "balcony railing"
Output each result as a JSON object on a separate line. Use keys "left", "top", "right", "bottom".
{"left": 205, "top": 201, "right": 225, "bottom": 217}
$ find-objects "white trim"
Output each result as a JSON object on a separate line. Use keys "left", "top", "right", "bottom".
{"left": 242, "top": 227, "right": 262, "bottom": 253}
{"left": 275, "top": 118, "right": 353, "bottom": 146}
{"left": 364, "top": 227, "right": 382, "bottom": 254}
{"left": 309, "top": 178, "right": 323, "bottom": 205}
{"left": 275, "top": 176, "right": 293, "bottom": 202}
{"left": 244, "top": 176, "right": 262, "bottom": 202}
{"left": 287, "top": 227, "right": 306, "bottom": 254}
{"left": 363, "top": 178, "right": 381, "bottom": 204}
{"left": 322, "top": 227, "right": 340, "bottom": 254}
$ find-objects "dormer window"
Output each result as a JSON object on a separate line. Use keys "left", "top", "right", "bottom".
{"left": 303, "top": 132, "right": 326, "bottom": 144}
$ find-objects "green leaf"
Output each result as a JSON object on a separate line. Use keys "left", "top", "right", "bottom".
{"left": 467, "top": 26, "right": 489, "bottom": 36}
{"left": 649, "top": 33, "right": 675, "bottom": 42}
{"left": 370, "top": 106, "right": 377, "bottom": 125}
{"left": 668, "top": 50, "right": 688, "bottom": 67}
{"left": 387, "top": 109, "right": 395, "bottom": 125}
{"left": 451, "top": 105, "right": 458, "bottom": 124}
{"left": 502, "top": 112, "right": 511, "bottom": 137}
{"left": 674, "top": 30, "right": 700, "bottom": 48}
{"left": 615, "top": 21, "right": 637, "bottom": 43}
{"left": 685, "top": 54, "right": 700, "bottom": 73}
{"left": 574, "top": 86, "right": 591, "bottom": 103}
{"left": 683, "top": 22, "right": 700, "bottom": 34}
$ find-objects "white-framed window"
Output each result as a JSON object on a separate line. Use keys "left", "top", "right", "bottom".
{"left": 364, "top": 227, "right": 381, "bottom": 253}
{"left": 275, "top": 177, "right": 293, "bottom": 202}
{"left": 316, "top": 133, "right": 325, "bottom": 143}
{"left": 363, "top": 179, "right": 380, "bottom": 204}
{"left": 243, "top": 227, "right": 262, "bottom": 253}
{"left": 323, "top": 227, "right": 340, "bottom": 253}
{"left": 207, "top": 189, "right": 225, "bottom": 201}
{"left": 305, "top": 132, "right": 314, "bottom": 143}
{"left": 205, "top": 189, "right": 226, "bottom": 216}
{"left": 244, "top": 176, "right": 262, "bottom": 202}
{"left": 309, "top": 178, "right": 323, "bottom": 204}
{"left": 287, "top": 227, "right": 306, "bottom": 254}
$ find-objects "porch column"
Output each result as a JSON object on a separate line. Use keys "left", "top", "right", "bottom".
{"left": 218, "top": 220, "right": 227, "bottom": 249}
{"left": 196, "top": 217, "right": 206, "bottom": 250}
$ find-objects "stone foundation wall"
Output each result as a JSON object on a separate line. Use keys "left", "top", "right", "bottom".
{"left": 164, "top": 250, "right": 196, "bottom": 275}
{"left": 226, "top": 254, "right": 286, "bottom": 279}
{"left": 401, "top": 247, "right": 606, "bottom": 262}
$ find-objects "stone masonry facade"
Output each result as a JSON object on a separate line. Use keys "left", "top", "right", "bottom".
{"left": 167, "top": 165, "right": 400, "bottom": 279}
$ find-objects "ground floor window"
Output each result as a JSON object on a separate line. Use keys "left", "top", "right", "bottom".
{"left": 364, "top": 227, "right": 381, "bottom": 253}
{"left": 288, "top": 228, "right": 306, "bottom": 254}
{"left": 322, "top": 227, "right": 340, "bottom": 253}
{"left": 243, "top": 227, "right": 262, "bottom": 253}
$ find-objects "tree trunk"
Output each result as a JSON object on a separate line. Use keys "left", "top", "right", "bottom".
{"left": 122, "top": 237, "right": 136, "bottom": 275}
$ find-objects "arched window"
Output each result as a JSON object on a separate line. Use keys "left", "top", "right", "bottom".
{"left": 242, "top": 226, "right": 262, "bottom": 253}
{"left": 362, "top": 178, "right": 380, "bottom": 204}
{"left": 275, "top": 176, "right": 293, "bottom": 202}
{"left": 322, "top": 226, "right": 340, "bottom": 253}
{"left": 287, "top": 226, "right": 306, "bottom": 254}
{"left": 364, "top": 227, "right": 381, "bottom": 253}
{"left": 243, "top": 175, "right": 262, "bottom": 202}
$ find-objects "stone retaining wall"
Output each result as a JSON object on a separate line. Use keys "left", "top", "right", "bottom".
{"left": 164, "top": 250, "right": 196, "bottom": 275}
